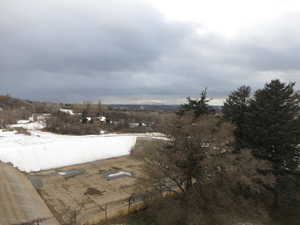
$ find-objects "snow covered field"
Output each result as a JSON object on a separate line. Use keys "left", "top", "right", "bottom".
{"left": 0, "top": 121, "right": 139, "bottom": 172}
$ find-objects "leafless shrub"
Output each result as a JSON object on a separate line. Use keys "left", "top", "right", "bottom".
{"left": 135, "top": 115, "right": 275, "bottom": 225}
{"left": 14, "top": 127, "right": 31, "bottom": 135}
{"left": 84, "top": 187, "right": 105, "bottom": 196}
{"left": 45, "top": 111, "right": 100, "bottom": 135}
{"left": 0, "top": 109, "right": 31, "bottom": 128}
{"left": 130, "top": 138, "right": 165, "bottom": 160}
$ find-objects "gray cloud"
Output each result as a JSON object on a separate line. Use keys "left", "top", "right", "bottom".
{"left": 1, "top": 0, "right": 300, "bottom": 104}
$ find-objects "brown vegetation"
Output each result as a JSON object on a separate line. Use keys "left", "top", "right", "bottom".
{"left": 45, "top": 111, "right": 101, "bottom": 135}
{"left": 132, "top": 115, "right": 277, "bottom": 225}
{"left": 0, "top": 95, "right": 59, "bottom": 128}
{"left": 45, "top": 105, "right": 163, "bottom": 134}
{"left": 0, "top": 110, "right": 31, "bottom": 128}
{"left": 14, "top": 127, "right": 31, "bottom": 135}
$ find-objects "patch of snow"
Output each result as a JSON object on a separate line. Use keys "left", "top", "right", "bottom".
{"left": 151, "top": 136, "right": 170, "bottom": 141}
{"left": 98, "top": 132, "right": 169, "bottom": 140}
{"left": 9, "top": 121, "right": 45, "bottom": 130}
{"left": 97, "top": 116, "right": 106, "bottom": 122}
{"left": 99, "top": 132, "right": 165, "bottom": 138}
{"left": 17, "top": 120, "right": 30, "bottom": 124}
{"left": 0, "top": 120, "right": 165, "bottom": 173}
{"left": 107, "top": 171, "right": 133, "bottom": 178}
{"left": 59, "top": 108, "right": 74, "bottom": 115}
{"left": 58, "top": 171, "right": 67, "bottom": 176}
{"left": 0, "top": 129, "right": 136, "bottom": 172}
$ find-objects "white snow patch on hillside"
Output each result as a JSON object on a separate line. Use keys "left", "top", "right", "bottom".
{"left": 0, "top": 120, "right": 169, "bottom": 172}
{"left": 59, "top": 108, "right": 74, "bottom": 115}
{"left": 107, "top": 171, "right": 133, "bottom": 178}
{"left": 17, "top": 120, "right": 31, "bottom": 124}
{"left": 9, "top": 121, "right": 46, "bottom": 130}
{"left": 0, "top": 128, "right": 136, "bottom": 172}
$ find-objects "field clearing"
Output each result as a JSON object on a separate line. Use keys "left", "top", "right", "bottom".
{"left": 30, "top": 155, "right": 145, "bottom": 225}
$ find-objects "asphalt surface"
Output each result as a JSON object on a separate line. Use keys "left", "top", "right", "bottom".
{"left": 0, "top": 163, "right": 60, "bottom": 225}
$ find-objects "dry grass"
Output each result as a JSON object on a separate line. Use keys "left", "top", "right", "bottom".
{"left": 130, "top": 137, "right": 166, "bottom": 160}
{"left": 2, "top": 127, "right": 31, "bottom": 135}
{"left": 34, "top": 156, "right": 144, "bottom": 225}
{"left": 45, "top": 111, "right": 101, "bottom": 135}
{"left": 14, "top": 127, "right": 31, "bottom": 135}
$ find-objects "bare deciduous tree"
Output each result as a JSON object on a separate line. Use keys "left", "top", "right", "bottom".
{"left": 136, "top": 115, "right": 275, "bottom": 225}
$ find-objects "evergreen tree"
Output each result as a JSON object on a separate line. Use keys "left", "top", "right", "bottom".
{"left": 223, "top": 85, "right": 251, "bottom": 150}
{"left": 245, "top": 80, "right": 300, "bottom": 171}
{"left": 81, "top": 110, "right": 88, "bottom": 124}
{"left": 177, "top": 88, "right": 212, "bottom": 118}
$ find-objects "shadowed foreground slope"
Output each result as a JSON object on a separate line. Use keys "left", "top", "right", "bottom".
{"left": 0, "top": 163, "right": 60, "bottom": 225}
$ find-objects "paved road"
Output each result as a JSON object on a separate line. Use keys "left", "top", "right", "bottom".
{"left": 0, "top": 163, "right": 60, "bottom": 225}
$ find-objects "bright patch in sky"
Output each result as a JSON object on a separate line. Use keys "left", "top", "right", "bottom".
{"left": 147, "top": 0, "right": 300, "bottom": 38}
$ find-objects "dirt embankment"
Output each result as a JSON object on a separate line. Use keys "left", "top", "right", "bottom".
{"left": 0, "top": 162, "right": 60, "bottom": 225}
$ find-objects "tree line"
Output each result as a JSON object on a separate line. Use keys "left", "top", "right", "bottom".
{"left": 131, "top": 79, "right": 300, "bottom": 225}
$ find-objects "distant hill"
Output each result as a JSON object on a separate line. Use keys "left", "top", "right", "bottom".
{"left": 107, "top": 104, "right": 223, "bottom": 113}
{"left": 106, "top": 104, "right": 180, "bottom": 112}
{"left": 0, "top": 95, "right": 33, "bottom": 110}
{"left": 0, "top": 96, "right": 223, "bottom": 113}
{"left": 0, "top": 95, "right": 60, "bottom": 113}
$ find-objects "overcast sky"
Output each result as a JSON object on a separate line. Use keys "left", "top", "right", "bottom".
{"left": 1, "top": 0, "right": 300, "bottom": 104}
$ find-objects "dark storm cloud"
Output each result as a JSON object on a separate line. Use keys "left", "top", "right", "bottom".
{"left": 1, "top": 0, "right": 300, "bottom": 104}
{"left": 0, "top": 1, "right": 185, "bottom": 73}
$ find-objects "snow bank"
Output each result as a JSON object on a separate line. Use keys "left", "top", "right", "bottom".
{"left": 0, "top": 120, "right": 167, "bottom": 172}
{"left": 0, "top": 130, "right": 136, "bottom": 172}
{"left": 59, "top": 108, "right": 74, "bottom": 115}
{"left": 9, "top": 121, "right": 46, "bottom": 130}
{"left": 17, "top": 120, "right": 31, "bottom": 124}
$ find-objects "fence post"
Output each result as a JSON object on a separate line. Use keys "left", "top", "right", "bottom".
{"left": 128, "top": 196, "right": 131, "bottom": 213}
{"left": 105, "top": 204, "right": 108, "bottom": 221}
